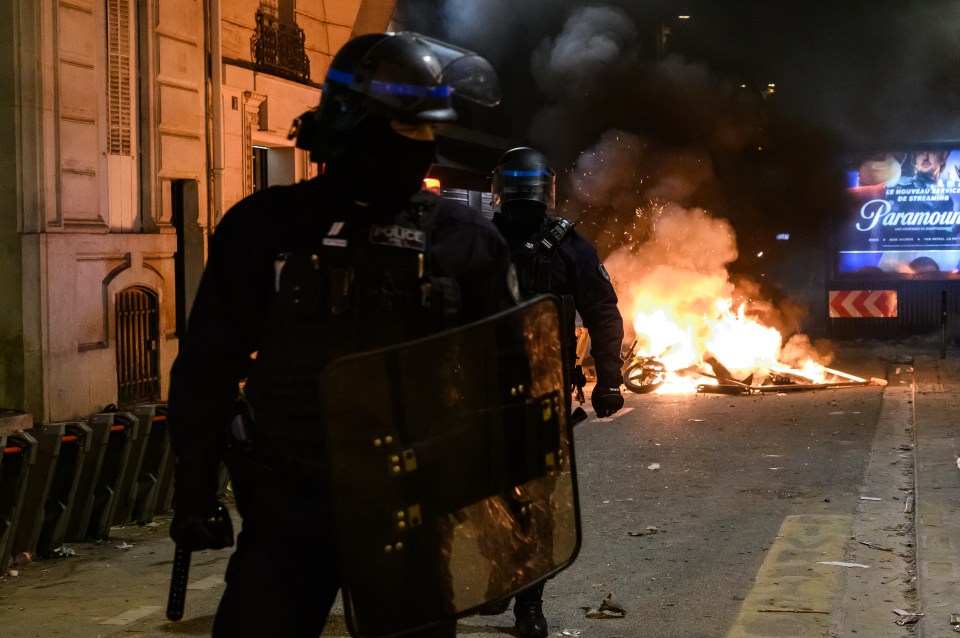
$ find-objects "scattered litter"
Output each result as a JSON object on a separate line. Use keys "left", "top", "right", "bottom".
{"left": 899, "top": 444, "right": 913, "bottom": 451}
{"left": 647, "top": 463, "right": 660, "bottom": 471}
{"left": 585, "top": 593, "right": 626, "bottom": 619}
{"left": 818, "top": 561, "right": 870, "bottom": 568}
{"left": 48, "top": 545, "right": 76, "bottom": 558}
{"left": 7, "top": 569, "right": 18, "bottom": 577}
{"left": 559, "top": 631, "right": 582, "bottom": 637}
{"left": 860, "top": 496, "right": 882, "bottom": 501}
{"left": 758, "top": 607, "right": 828, "bottom": 614}
{"left": 142, "top": 521, "right": 160, "bottom": 528}
{"left": 627, "top": 527, "right": 660, "bottom": 537}
{"left": 688, "top": 419, "right": 705, "bottom": 422}
{"left": 115, "top": 541, "right": 134, "bottom": 550}
{"left": 951, "top": 611, "right": 960, "bottom": 626}
{"left": 11, "top": 552, "right": 32, "bottom": 567}
{"left": 893, "top": 608, "right": 924, "bottom": 625}
{"left": 769, "top": 467, "right": 782, "bottom": 471}
{"left": 599, "top": 593, "right": 626, "bottom": 616}
{"left": 860, "top": 541, "right": 893, "bottom": 552}
{"left": 904, "top": 494, "right": 914, "bottom": 513}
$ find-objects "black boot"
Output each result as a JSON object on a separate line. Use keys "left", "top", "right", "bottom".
{"left": 513, "top": 582, "right": 547, "bottom": 638}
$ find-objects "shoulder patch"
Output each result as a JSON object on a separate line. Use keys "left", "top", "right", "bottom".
{"left": 507, "top": 264, "right": 521, "bottom": 304}
{"left": 598, "top": 263, "right": 611, "bottom": 282}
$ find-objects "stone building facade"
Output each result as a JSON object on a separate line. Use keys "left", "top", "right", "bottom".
{"left": 0, "top": 0, "right": 396, "bottom": 426}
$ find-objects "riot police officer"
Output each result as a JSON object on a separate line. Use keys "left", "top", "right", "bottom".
{"left": 490, "top": 147, "right": 625, "bottom": 638}
{"left": 166, "top": 32, "right": 514, "bottom": 638}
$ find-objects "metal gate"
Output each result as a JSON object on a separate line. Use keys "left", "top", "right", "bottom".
{"left": 116, "top": 286, "right": 160, "bottom": 405}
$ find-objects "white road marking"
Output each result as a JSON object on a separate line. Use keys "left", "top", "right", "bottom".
{"left": 188, "top": 575, "right": 225, "bottom": 590}
{"left": 100, "top": 605, "right": 163, "bottom": 625}
{"left": 591, "top": 407, "right": 634, "bottom": 423}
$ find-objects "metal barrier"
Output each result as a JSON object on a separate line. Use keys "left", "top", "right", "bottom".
{"left": 0, "top": 432, "right": 37, "bottom": 566}
{"left": 67, "top": 412, "right": 137, "bottom": 541}
{"left": 11, "top": 423, "right": 91, "bottom": 557}
{"left": 130, "top": 404, "right": 172, "bottom": 524}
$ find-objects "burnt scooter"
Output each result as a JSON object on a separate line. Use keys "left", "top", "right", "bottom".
{"left": 620, "top": 339, "right": 668, "bottom": 394}
{"left": 575, "top": 330, "right": 668, "bottom": 396}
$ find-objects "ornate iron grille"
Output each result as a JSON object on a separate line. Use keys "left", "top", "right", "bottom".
{"left": 116, "top": 287, "right": 161, "bottom": 405}
{"left": 251, "top": 9, "right": 311, "bottom": 83}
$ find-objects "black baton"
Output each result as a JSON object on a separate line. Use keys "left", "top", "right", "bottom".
{"left": 166, "top": 544, "right": 192, "bottom": 621}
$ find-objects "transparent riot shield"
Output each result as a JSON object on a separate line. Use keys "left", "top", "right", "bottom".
{"left": 320, "top": 295, "right": 580, "bottom": 638}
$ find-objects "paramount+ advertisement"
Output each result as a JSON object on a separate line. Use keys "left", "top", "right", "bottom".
{"left": 838, "top": 147, "right": 960, "bottom": 278}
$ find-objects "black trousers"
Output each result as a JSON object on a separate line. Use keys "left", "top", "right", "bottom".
{"left": 213, "top": 456, "right": 456, "bottom": 638}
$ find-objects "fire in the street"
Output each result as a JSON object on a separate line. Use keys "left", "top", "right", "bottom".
{"left": 602, "top": 204, "right": 871, "bottom": 394}
{"left": 628, "top": 298, "right": 830, "bottom": 394}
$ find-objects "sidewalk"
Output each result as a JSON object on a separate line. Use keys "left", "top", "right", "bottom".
{"left": 911, "top": 347, "right": 960, "bottom": 636}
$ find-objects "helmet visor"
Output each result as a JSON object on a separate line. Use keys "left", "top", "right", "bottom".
{"left": 492, "top": 169, "right": 557, "bottom": 209}
{"left": 345, "top": 33, "right": 501, "bottom": 121}
{"left": 417, "top": 35, "right": 502, "bottom": 108}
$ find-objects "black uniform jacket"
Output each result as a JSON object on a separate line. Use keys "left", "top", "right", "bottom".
{"left": 167, "top": 175, "right": 515, "bottom": 492}
{"left": 494, "top": 215, "right": 625, "bottom": 389}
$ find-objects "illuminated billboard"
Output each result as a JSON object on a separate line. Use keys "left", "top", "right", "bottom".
{"left": 837, "top": 147, "right": 960, "bottom": 277}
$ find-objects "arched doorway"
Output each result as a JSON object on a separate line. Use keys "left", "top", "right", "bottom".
{"left": 116, "top": 286, "right": 161, "bottom": 405}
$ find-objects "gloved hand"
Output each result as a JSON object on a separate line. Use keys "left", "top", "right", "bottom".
{"left": 170, "top": 450, "right": 234, "bottom": 551}
{"left": 170, "top": 502, "right": 235, "bottom": 552}
{"left": 591, "top": 386, "right": 624, "bottom": 418}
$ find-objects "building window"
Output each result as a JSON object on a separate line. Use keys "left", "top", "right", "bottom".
{"left": 116, "top": 287, "right": 161, "bottom": 405}
{"left": 250, "top": 2, "right": 310, "bottom": 83}
{"left": 107, "top": 0, "right": 132, "bottom": 156}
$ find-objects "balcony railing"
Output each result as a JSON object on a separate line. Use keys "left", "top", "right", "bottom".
{"left": 251, "top": 9, "right": 310, "bottom": 83}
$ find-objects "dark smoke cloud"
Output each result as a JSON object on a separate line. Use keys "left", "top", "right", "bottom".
{"left": 396, "top": 0, "right": 960, "bottom": 337}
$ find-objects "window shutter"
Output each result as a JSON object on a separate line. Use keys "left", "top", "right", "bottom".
{"left": 107, "top": 0, "right": 132, "bottom": 156}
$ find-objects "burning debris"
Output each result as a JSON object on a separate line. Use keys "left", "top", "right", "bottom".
{"left": 587, "top": 188, "right": 885, "bottom": 396}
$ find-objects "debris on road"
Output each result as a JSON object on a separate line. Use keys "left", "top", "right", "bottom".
{"left": 859, "top": 496, "right": 882, "bottom": 501}
{"left": 859, "top": 540, "right": 894, "bottom": 552}
{"left": 647, "top": 463, "right": 660, "bottom": 470}
{"left": 627, "top": 526, "right": 660, "bottom": 537}
{"left": 599, "top": 593, "right": 626, "bottom": 615}
{"left": 115, "top": 541, "right": 134, "bottom": 549}
{"left": 817, "top": 561, "right": 870, "bottom": 568}
{"left": 904, "top": 493, "right": 914, "bottom": 513}
{"left": 48, "top": 545, "right": 77, "bottom": 558}
{"left": 893, "top": 608, "right": 924, "bottom": 625}
{"left": 585, "top": 593, "right": 626, "bottom": 618}
{"left": 758, "top": 607, "right": 829, "bottom": 614}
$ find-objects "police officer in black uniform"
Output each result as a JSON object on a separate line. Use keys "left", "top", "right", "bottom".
{"left": 166, "top": 32, "right": 513, "bottom": 638}
{"left": 490, "top": 147, "right": 625, "bottom": 638}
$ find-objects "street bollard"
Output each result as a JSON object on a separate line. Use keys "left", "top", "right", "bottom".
{"left": 130, "top": 404, "right": 172, "bottom": 524}
{"left": 10, "top": 423, "right": 90, "bottom": 557}
{"left": 67, "top": 412, "right": 137, "bottom": 540}
{"left": 0, "top": 432, "right": 37, "bottom": 568}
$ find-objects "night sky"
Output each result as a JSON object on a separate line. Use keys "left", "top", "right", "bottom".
{"left": 393, "top": 0, "right": 960, "bottom": 295}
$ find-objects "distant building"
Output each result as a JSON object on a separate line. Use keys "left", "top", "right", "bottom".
{"left": 0, "top": 0, "right": 396, "bottom": 425}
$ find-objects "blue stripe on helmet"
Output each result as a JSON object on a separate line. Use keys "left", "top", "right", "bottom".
{"left": 503, "top": 170, "right": 552, "bottom": 177}
{"left": 325, "top": 68, "right": 354, "bottom": 86}
{"left": 369, "top": 79, "right": 452, "bottom": 98}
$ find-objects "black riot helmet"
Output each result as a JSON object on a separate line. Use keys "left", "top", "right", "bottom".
{"left": 291, "top": 31, "right": 501, "bottom": 163}
{"left": 491, "top": 147, "right": 557, "bottom": 210}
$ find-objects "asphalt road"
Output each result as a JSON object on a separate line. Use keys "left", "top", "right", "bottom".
{"left": 0, "top": 344, "right": 929, "bottom": 637}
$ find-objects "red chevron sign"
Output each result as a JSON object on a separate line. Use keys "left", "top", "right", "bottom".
{"left": 829, "top": 290, "right": 898, "bottom": 318}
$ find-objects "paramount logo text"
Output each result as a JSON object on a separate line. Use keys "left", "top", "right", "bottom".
{"left": 856, "top": 199, "right": 960, "bottom": 231}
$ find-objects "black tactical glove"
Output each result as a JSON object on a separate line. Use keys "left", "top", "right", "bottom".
{"left": 170, "top": 502, "right": 234, "bottom": 552}
{"left": 170, "top": 450, "right": 234, "bottom": 551}
{"left": 591, "top": 386, "right": 624, "bottom": 418}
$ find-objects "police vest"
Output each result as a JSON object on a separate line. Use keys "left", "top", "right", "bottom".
{"left": 513, "top": 217, "right": 574, "bottom": 297}
{"left": 244, "top": 192, "right": 460, "bottom": 424}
